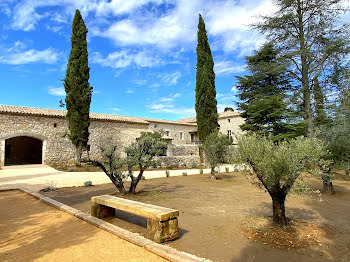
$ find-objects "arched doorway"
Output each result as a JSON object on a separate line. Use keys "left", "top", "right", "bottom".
{"left": 5, "top": 136, "right": 43, "bottom": 165}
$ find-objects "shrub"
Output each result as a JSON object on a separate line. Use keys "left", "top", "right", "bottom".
{"left": 166, "top": 170, "right": 170, "bottom": 177}
{"left": 67, "top": 167, "right": 74, "bottom": 172}
{"left": 42, "top": 181, "right": 58, "bottom": 192}
{"left": 190, "top": 162, "right": 197, "bottom": 169}
{"left": 203, "top": 132, "right": 231, "bottom": 180}
{"left": 84, "top": 180, "right": 92, "bottom": 187}
{"left": 183, "top": 172, "right": 188, "bottom": 176}
{"left": 225, "top": 167, "right": 229, "bottom": 173}
{"left": 200, "top": 168, "right": 203, "bottom": 174}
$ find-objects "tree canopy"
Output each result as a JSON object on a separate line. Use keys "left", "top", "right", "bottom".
{"left": 64, "top": 9, "right": 92, "bottom": 164}
{"left": 234, "top": 134, "right": 328, "bottom": 225}
{"left": 236, "top": 43, "right": 296, "bottom": 140}
{"left": 254, "top": 0, "right": 350, "bottom": 136}
{"left": 195, "top": 14, "right": 218, "bottom": 142}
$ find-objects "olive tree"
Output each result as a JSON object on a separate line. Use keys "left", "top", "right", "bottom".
{"left": 88, "top": 131, "right": 167, "bottom": 194}
{"left": 234, "top": 134, "right": 327, "bottom": 226}
{"left": 202, "top": 132, "right": 231, "bottom": 180}
{"left": 88, "top": 144, "right": 127, "bottom": 194}
{"left": 125, "top": 131, "right": 167, "bottom": 194}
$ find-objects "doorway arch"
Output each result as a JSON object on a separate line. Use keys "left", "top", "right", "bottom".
{"left": 4, "top": 136, "right": 43, "bottom": 166}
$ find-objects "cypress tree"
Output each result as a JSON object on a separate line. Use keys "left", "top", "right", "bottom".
{"left": 195, "top": 14, "right": 218, "bottom": 143}
{"left": 64, "top": 9, "right": 92, "bottom": 165}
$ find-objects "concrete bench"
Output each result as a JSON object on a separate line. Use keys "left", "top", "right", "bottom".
{"left": 91, "top": 195, "right": 179, "bottom": 243}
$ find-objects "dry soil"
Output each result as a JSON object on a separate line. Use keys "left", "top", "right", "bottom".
{"left": 0, "top": 190, "right": 167, "bottom": 262}
{"left": 43, "top": 172, "right": 350, "bottom": 262}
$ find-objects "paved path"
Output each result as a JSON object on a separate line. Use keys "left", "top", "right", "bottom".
{"left": 0, "top": 164, "right": 243, "bottom": 192}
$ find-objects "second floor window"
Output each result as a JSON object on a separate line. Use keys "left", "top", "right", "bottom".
{"left": 165, "top": 130, "right": 170, "bottom": 136}
{"left": 179, "top": 132, "right": 184, "bottom": 140}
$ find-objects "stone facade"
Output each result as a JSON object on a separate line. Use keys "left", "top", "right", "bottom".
{"left": 0, "top": 113, "right": 148, "bottom": 167}
{"left": 217, "top": 111, "right": 245, "bottom": 144}
{"left": 146, "top": 121, "right": 197, "bottom": 145}
{"left": 0, "top": 105, "right": 245, "bottom": 168}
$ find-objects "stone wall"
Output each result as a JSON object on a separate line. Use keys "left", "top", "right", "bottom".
{"left": 0, "top": 114, "right": 148, "bottom": 167}
{"left": 157, "top": 144, "right": 200, "bottom": 168}
{"left": 218, "top": 115, "right": 245, "bottom": 143}
{"left": 167, "top": 144, "right": 199, "bottom": 156}
{"left": 157, "top": 156, "right": 201, "bottom": 168}
{"left": 148, "top": 122, "right": 196, "bottom": 145}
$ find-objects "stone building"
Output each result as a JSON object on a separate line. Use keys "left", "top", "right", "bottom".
{"left": 0, "top": 105, "right": 244, "bottom": 168}
{"left": 178, "top": 110, "right": 244, "bottom": 143}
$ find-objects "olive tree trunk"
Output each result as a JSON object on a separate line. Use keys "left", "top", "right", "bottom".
{"left": 210, "top": 166, "right": 217, "bottom": 180}
{"left": 271, "top": 195, "right": 287, "bottom": 226}
{"left": 128, "top": 167, "right": 145, "bottom": 194}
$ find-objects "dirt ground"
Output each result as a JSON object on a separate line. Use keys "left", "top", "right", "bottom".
{"left": 0, "top": 190, "right": 167, "bottom": 262}
{"left": 43, "top": 172, "right": 350, "bottom": 262}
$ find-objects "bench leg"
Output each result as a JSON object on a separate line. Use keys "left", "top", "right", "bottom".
{"left": 91, "top": 203, "right": 115, "bottom": 218}
{"left": 147, "top": 217, "right": 179, "bottom": 243}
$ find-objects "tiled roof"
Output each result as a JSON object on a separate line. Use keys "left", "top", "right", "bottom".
{"left": 139, "top": 117, "right": 197, "bottom": 126}
{"left": 0, "top": 105, "right": 149, "bottom": 124}
{"left": 218, "top": 111, "right": 241, "bottom": 118}
{"left": 178, "top": 111, "right": 241, "bottom": 123}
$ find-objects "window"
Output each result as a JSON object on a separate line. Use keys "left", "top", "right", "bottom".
{"left": 227, "top": 130, "right": 232, "bottom": 138}
{"left": 153, "top": 124, "right": 157, "bottom": 128}
{"left": 53, "top": 123, "right": 57, "bottom": 128}
{"left": 87, "top": 145, "right": 91, "bottom": 151}
{"left": 160, "top": 146, "right": 168, "bottom": 156}
{"left": 190, "top": 134, "right": 195, "bottom": 142}
{"left": 165, "top": 130, "right": 170, "bottom": 136}
{"left": 179, "top": 132, "right": 184, "bottom": 140}
{"left": 228, "top": 119, "right": 231, "bottom": 123}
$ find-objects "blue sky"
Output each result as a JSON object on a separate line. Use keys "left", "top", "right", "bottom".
{"left": 0, "top": 0, "right": 276, "bottom": 120}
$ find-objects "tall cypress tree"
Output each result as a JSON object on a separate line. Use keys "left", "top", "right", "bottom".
{"left": 195, "top": 14, "right": 218, "bottom": 142}
{"left": 64, "top": 9, "right": 92, "bottom": 165}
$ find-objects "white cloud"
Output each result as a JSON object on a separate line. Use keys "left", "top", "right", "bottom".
{"left": 110, "top": 107, "right": 121, "bottom": 112}
{"left": 148, "top": 103, "right": 195, "bottom": 119}
{"left": 125, "top": 89, "right": 134, "bottom": 94}
{"left": 8, "top": 0, "right": 276, "bottom": 57}
{"left": 216, "top": 93, "right": 233, "bottom": 102}
{"left": 214, "top": 61, "right": 246, "bottom": 76}
{"left": 159, "top": 93, "right": 182, "bottom": 102}
{"left": 133, "top": 79, "right": 148, "bottom": 85}
{"left": 91, "top": 50, "right": 163, "bottom": 68}
{"left": 148, "top": 91, "right": 193, "bottom": 118}
{"left": 157, "top": 72, "right": 181, "bottom": 85}
{"left": 0, "top": 47, "right": 59, "bottom": 65}
{"left": 48, "top": 86, "right": 65, "bottom": 96}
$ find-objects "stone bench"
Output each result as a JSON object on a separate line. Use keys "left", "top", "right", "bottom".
{"left": 91, "top": 194, "right": 179, "bottom": 243}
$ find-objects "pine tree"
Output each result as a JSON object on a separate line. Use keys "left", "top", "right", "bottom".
{"left": 236, "top": 43, "right": 294, "bottom": 141}
{"left": 195, "top": 14, "right": 218, "bottom": 143}
{"left": 255, "top": 0, "right": 349, "bottom": 137}
{"left": 64, "top": 9, "right": 92, "bottom": 165}
{"left": 313, "top": 78, "right": 329, "bottom": 127}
